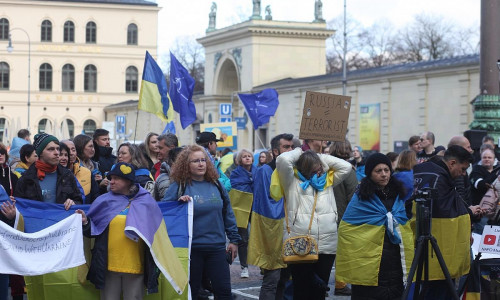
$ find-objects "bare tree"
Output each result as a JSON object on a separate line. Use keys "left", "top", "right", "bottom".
{"left": 166, "top": 35, "right": 205, "bottom": 92}
{"left": 396, "top": 13, "right": 455, "bottom": 61}
{"left": 357, "top": 20, "right": 399, "bottom": 67}
{"left": 326, "top": 14, "right": 368, "bottom": 73}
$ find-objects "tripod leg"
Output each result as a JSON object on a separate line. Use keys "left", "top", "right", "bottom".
{"left": 402, "top": 237, "right": 426, "bottom": 300}
{"left": 428, "top": 237, "right": 460, "bottom": 300}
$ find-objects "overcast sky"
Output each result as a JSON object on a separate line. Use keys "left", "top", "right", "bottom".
{"left": 154, "top": 0, "right": 480, "bottom": 68}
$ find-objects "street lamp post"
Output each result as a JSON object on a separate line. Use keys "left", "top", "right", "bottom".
{"left": 7, "top": 28, "right": 31, "bottom": 129}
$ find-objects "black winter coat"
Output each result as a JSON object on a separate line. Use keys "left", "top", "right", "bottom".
{"left": 14, "top": 164, "right": 82, "bottom": 204}
{"left": 0, "top": 164, "right": 18, "bottom": 196}
{"left": 93, "top": 145, "right": 116, "bottom": 174}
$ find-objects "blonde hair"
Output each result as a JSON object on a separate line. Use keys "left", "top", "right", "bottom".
{"left": 236, "top": 149, "right": 253, "bottom": 165}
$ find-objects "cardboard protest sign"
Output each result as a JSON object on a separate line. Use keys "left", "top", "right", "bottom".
{"left": 299, "top": 91, "right": 351, "bottom": 141}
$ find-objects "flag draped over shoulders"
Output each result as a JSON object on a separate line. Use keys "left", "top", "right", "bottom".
{"left": 139, "top": 50, "right": 174, "bottom": 123}
{"left": 247, "top": 164, "right": 286, "bottom": 270}
{"left": 229, "top": 165, "right": 256, "bottom": 228}
{"left": 336, "top": 193, "right": 414, "bottom": 286}
{"left": 1, "top": 194, "right": 192, "bottom": 299}
{"left": 87, "top": 186, "right": 188, "bottom": 294}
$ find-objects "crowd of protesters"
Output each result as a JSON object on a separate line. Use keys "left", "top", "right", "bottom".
{"left": 0, "top": 127, "right": 496, "bottom": 300}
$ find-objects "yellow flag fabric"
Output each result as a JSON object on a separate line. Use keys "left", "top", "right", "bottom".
{"left": 228, "top": 189, "right": 253, "bottom": 228}
{"left": 425, "top": 215, "right": 470, "bottom": 280}
{"left": 336, "top": 221, "right": 414, "bottom": 286}
{"left": 247, "top": 212, "right": 286, "bottom": 270}
{"left": 138, "top": 81, "right": 174, "bottom": 122}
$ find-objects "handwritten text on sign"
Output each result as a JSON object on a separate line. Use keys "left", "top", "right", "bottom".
{"left": 299, "top": 91, "right": 351, "bottom": 141}
{"left": 0, "top": 214, "right": 85, "bottom": 276}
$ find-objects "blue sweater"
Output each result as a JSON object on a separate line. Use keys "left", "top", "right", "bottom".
{"left": 163, "top": 180, "right": 240, "bottom": 250}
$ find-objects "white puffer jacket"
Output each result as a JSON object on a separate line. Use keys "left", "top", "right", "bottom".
{"left": 276, "top": 148, "right": 352, "bottom": 254}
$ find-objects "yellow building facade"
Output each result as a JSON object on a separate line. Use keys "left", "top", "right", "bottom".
{"left": 0, "top": 0, "right": 159, "bottom": 146}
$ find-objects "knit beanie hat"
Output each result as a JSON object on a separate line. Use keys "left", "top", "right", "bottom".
{"left": 364, "top": 152, "right": 393, "bottom": 177}
{"left": 33, "top": 133, "right": 59, "bottom": 156}
{"left": 107, "top": 162, "right": 136, "bottom": 183}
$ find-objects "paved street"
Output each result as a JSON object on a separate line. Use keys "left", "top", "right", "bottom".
{"left": 228, "top": 260, "right": 351, "bottom": 300}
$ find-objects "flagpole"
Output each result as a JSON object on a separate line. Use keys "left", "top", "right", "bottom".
{"left": 133, "top": 106, "right": 139, "bottom": 143}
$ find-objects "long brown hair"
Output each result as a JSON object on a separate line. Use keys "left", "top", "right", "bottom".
{"left": 170, "top": 145, "right": 219, "bottom": 184}
{"left": 395, "top": 150, "right": 417, "bottom": 172}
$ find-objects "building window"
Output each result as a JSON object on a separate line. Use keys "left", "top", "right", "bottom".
{"left": 38, "top": 118, "right": 51, "bottom": 134}
{"left": 127, "top": 23, "right": 138, "bottom": 45}
{"left": 39, "top": 63, "right": 52, "bottom": 91}
{"left": 61, "top": 119, "right": 74, "bottom": 138}
{"left": 41, "top": 20, "right": 52, "bottom": 42}
{"left": 125, "top": 66, "right": 138, "bottom": 93}
{"left": 62, "top": 64, "right": 75, "bottom": 92}
{"left": 63, "top": 21, "right": 75, "bottom": 43}
{"left": 0, "top": 62, "right": 9, "bottom": 90}
{"left": 0, "top": 18, "right": 8, "bottom": 40}
{"left": 86, "top": 21, "right": 96, "bottom": 44}
{"left": 84, "top": 65, "right": 97, "bottom": 92}
{"left": 83, "top": 119, "right": 96, "bottom": 136}
{"left": 0, "top": 118, "right": 5, "bottom": 143}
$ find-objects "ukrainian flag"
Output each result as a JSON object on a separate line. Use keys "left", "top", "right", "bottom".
{"left": 138, "top": 51, "right": 174, "bottom": 122}
{"left": 229, "top": 166, "right": 257, "bottom": 228}
{"left": 336, "top": 193, "right": 414, "bottom": 286}
{"left": 247, "top": 165, "right": 286, "bottom": 270}
{"left": 2, "top": 197, "right": 191, "bottom": 300}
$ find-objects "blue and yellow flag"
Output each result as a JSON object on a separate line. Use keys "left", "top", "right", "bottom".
{"left": 229, "top": 165, "right": 256, "bottom": 228}
{"left": 247, "top": 164, "right": 287, "bottom": 270}
{"left": 139, "top": 51, "right": 174, "bottom": 122}
{"left": 336, "top": 193, "right": 414, "bottom": 286}
{"left": 2, "top": 197, "right": 192, "bottom": 300}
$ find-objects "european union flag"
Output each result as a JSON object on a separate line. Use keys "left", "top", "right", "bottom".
{"left": 238, "top": 89, "right": 279, "bottom": 130}
{"left": 169, "top": 52, "right": 196, "bottom": 129}
{"left": 138, "top": 51, "right": 174, "bottom": 122}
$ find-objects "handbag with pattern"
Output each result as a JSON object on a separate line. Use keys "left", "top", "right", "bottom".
{"left": 282, "top": 192, "right": 319, "bottom": 264}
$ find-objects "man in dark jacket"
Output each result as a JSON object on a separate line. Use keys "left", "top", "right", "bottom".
{"left": 413, "top": 145, "right": 473, "bottom": 299}
{"left": 15, "top": 133, "right": 82, "bottom": 209}
{"left": 92, "top": 129, "right": 116, "bottom": 174}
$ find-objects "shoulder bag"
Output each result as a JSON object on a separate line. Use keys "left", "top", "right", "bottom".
{"left": 282, "top": 191, "right": 319, "bottom": 264}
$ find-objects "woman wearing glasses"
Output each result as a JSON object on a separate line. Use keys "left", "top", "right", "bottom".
{"left": 163, "top": 145, "right": 240, "bottom": 300}
{"left": 276, "top": 147, "right": 352, "bottom": 300}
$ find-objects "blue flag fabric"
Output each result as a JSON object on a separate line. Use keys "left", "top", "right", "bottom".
{"left": 162, "top": 121, "right": 176, "bottom": 135}
{"left": 238, "top": 89, "right": 279, "bottom": 130}
{"left": 169, "top": 52, "right": 196, "bottom": 129}
{"left": 138, "top": 51, "right": 174, "bottom": 122}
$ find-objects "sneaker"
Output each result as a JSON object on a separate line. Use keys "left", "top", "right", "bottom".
{"left": 334, "top": 286, "right": 352, "bottom": 296}
{"left": 240, "top": 267, "right": 249, "bottom": 278}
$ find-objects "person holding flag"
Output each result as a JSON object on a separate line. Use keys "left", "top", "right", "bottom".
{"left": 229, "top": 149, "right": 257, "bottom": 278}
{"left": 76, "top": 162, "right": 187, "bottom": 298}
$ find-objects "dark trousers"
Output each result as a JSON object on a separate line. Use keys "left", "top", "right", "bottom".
{"left": 238, "top": 227, "right": 248, "bottom": 268}
{"left": 351, "top": 284, "right": 403, "bottom": 300}
{"left": 289, "top": 254, "right": 335, "bottom": 300}
{"left": 259, "top": 267, "right": 290, "bottom": 300}
{"left": 190, "top": 248, "right": 232, "bottom": 300}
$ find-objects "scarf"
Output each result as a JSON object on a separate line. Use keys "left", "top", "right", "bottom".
{"left": 35, "top": 160, "right": 57, "bottom": 181}
{"left": 297, "top": 170, "right": 326, "bottom": 191}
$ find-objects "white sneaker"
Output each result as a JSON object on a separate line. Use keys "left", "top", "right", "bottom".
{"left": 240, "top": 267, "right": 249, "bottom": 278}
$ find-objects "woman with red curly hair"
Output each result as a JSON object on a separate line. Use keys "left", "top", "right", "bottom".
{"left": 163, "top": 145, "right": 240, "bottom": 300}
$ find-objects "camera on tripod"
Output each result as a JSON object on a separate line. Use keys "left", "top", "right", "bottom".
{"left": 412, "top": 187, "right": 438, "bottom": 238}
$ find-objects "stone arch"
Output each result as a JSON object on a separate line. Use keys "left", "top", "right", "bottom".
{"left": 214, "top": 57, "right": 240, "bottom": 95}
